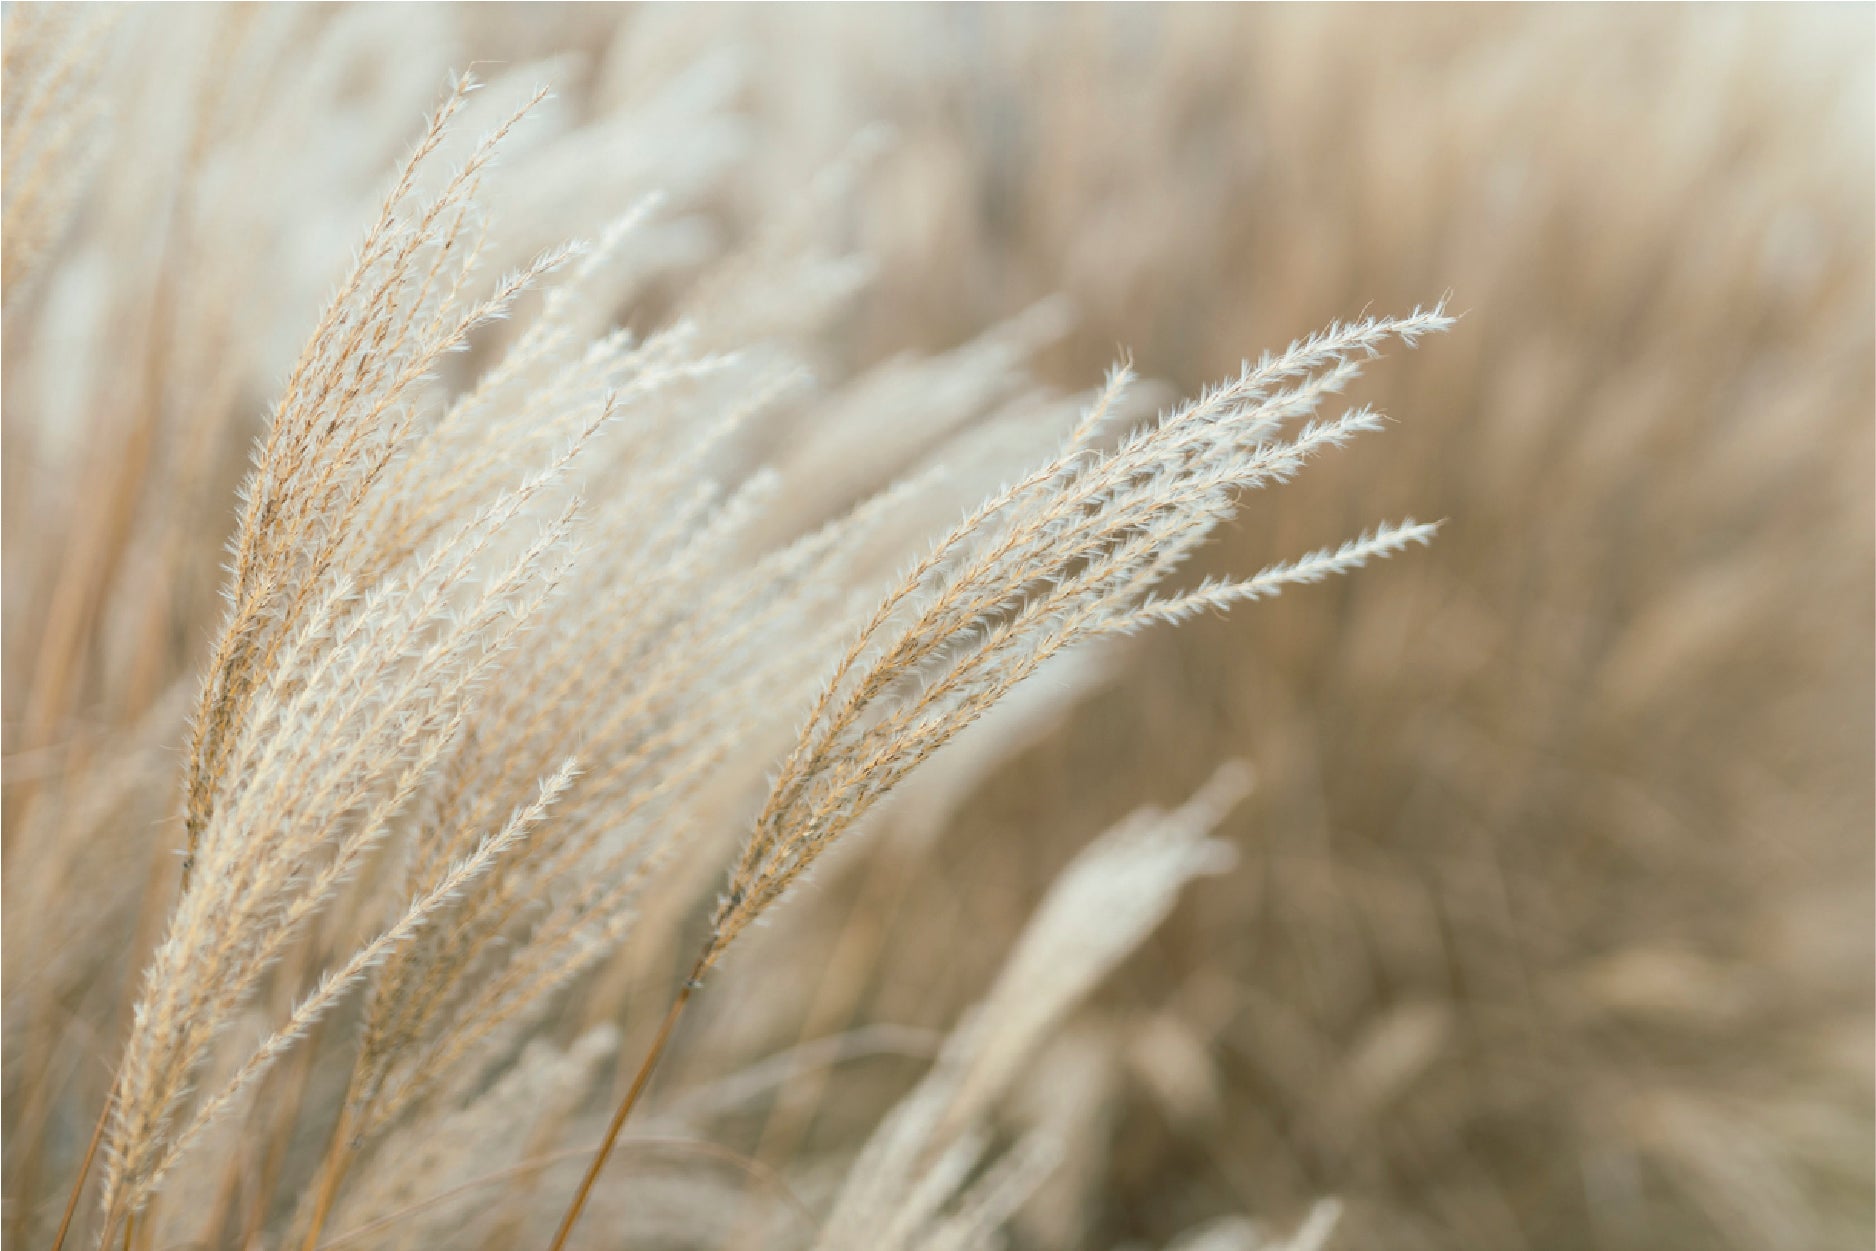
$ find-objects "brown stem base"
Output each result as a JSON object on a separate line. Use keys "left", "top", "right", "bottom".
{"left": 50, "top": 1086, "right": 113, "bottom": 1251}
{"left": 543, "top": 956, "right": 704, "bottom": 1251}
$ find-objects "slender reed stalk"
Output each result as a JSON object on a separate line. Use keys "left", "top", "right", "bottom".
{"left": 297, "top": 1105, "right": 358, "bottom": 1251}
{"left": 543, "top": 957, "right": 706, "bottom": 1251}
{"left": 50, "top": 1088, "right": 112, "bottom": 1251}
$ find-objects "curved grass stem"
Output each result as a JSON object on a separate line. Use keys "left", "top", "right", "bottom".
{"left": 543, "top": 952, "right": 706, "bottom": 1251}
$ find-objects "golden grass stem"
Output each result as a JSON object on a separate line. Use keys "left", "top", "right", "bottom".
{"left": 544, "top": 956, "right": 704, "bottom": 1251}
{"left": 49, "top": 1085, "right": 110, "bottom": 1251}
{"left": 298, "top": 1103, "right": 357, "bottom": 1251}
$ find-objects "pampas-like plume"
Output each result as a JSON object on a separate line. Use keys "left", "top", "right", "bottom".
{"left": 709, "top": 309, "right": 1449, "bottom": 966}
{"left": 548, "top": 308, "right": 1447, "bottom": 1247}
{"left": 97, "top": 77, "right": 599, "bottom": 1237}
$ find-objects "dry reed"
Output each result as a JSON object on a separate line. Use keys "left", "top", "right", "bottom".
{"left": 5, "top": 7, "right": 1868, "bottom": 1251}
